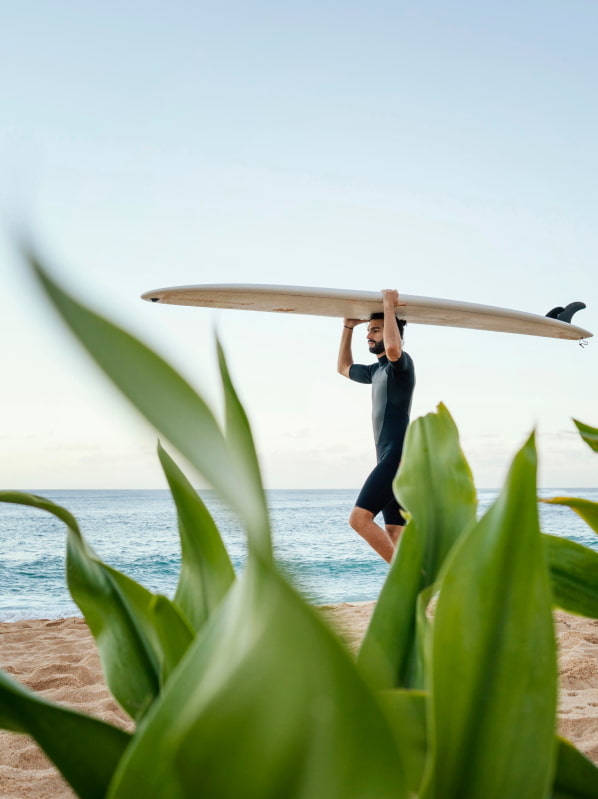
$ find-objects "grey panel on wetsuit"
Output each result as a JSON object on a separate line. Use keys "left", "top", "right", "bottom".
{"left": 350, "top": 353, "right": 415, "bottom": 459}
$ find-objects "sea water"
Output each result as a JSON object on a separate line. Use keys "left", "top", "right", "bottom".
{"left": 1, "top": 488, "right": 597, "bottom": 621}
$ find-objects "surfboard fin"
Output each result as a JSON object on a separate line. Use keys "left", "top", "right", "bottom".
{"left": 545, "top": 301, "right": 586, "bottom": 323}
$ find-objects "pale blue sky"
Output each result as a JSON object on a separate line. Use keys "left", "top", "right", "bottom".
{"left": 1, "top": 1, "right": 597, "bottom": 489}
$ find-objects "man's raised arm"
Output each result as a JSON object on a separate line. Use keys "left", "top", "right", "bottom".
{"left": 382, "top": 289, "right": 403, "bottom": 362}
{"left": 337, "top": 319, "right": 363, "bottom": 378}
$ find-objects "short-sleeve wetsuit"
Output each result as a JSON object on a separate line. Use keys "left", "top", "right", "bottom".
{"left": 349, "top": 352, "right": 415, "bottom": 525}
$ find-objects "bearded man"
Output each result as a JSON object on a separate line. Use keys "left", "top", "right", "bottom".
{"left": 337, "top": 289, "right": 415, "bottom": 562}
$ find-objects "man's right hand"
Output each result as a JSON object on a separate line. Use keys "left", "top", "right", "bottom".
{"left": 339, "top": 319, "right": 364, "bottom": 377}
{"left": 343, "top": 318, "right": 366, "bottom": 329}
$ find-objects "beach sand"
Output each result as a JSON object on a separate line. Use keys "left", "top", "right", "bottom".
{"left": 1, "top": 605, "right": 597, "bottom": 798}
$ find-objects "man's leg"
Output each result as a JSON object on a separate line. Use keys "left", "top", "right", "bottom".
{"left": 352, "top": 456, "right": 404, "bottom": 562}
{"left": 349, "top": 506, "right": 395, "bottom": 563}
{"left": 385, "top": 524, "right": 404, "bottom": 547}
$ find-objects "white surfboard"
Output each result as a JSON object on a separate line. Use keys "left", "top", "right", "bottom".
{"left": 141, "top": 284, "right": 592, "bottom": 341}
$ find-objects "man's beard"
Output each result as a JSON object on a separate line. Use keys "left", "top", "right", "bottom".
{"left": 368, "top": 339, "right": 385, "bottom": 355}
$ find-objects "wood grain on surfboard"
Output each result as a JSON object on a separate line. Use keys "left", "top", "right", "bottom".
{"left": 141, "top": 284, "right": 592, "bottom": 341}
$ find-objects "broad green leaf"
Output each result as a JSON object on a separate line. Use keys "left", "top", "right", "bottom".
{"left": 395, "top": 404, "right": 478, "bottom": 566}
{"left": 358, "top": 404, "right": 477, "bottom": 689}
{"left": 67, "top": 534, "right": 193, "bottom": 713}
{"left": 158, "top": 443, "right": 235, "bottom": 631}
{"left": 543, "top": 534, "right": 598, "bottom": 618}
{"left": 552, "top": 736, "right": 598, "bottom": 798}
{"left": 358, "top": 518, "right": 425, "bottom": 688}
{"left": 0, "top": 668, "right": 131, "bottom": 799}
{"left": 108, "top": 558, "right": 408, "bottom": 799}
{"left": 422, "top": 434, "right": 557, "bottom": 799}
{"left": 413, "top": 585, "right": 435, "bottom": 687}
{"left": 216, "top": 338, "right": 271, "bottom": 560}
{"left": 543, "top": 496, "right": 598, "bottom": 535}
{"left": 379, "top": 689, "right": 428, "bottom": 796}
{"left": 0, "top": 491, "right": 193, "bottom": 720}
{"left": 573, "top": 419, "right": 598, "bottom": 452}
{"left": 91, "top": 566, "right": 194, "bottom": 687}
{"left": 25, "top": 250, "right": 260, "bottom": 541}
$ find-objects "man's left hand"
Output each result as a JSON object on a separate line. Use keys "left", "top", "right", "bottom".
{"left": 381, "top": 289, "right": 400, "bottom": 306}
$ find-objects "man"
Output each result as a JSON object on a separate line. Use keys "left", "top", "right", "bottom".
{"left": 337, "top": 289, "right": 415, "bottom": 562}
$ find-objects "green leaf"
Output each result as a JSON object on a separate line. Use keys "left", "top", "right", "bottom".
{"left": 573, "top": 419, "right": 598, "bottom": 453}
{"left": 216, "top": 338, "right": 272, "bottom": 560}
{"left": 358, "top": 519, "right": 425, "bottom": 689}
{"left": 25, "top": 250, "right": 260, "bottom": 543}
{"left": 413, "top": 585, "right": 435, "bottom": 686}
{"left": 379, "top": 689, "right": 428, "bottom": 796}
{"left": 108, "top": 558, "right": 408, "bottom": 799}
{"left": 421, "top": 434, "right": 557, "bottom": 799}
{"left": 0, "top": 668, "right": 131, "bottom": 799}
{"left": 0, "top": 491, "right": 193, "bottom": 720}
{"left": 91, "top": 566, "right": 194, "bottom": 688}
{"left": 158, "top": 442, "right": 235, "bottom": 632}
{"left": 552, "top": 736, "right": 598, "bottom": 798}
{"left": 395, "top": 404, "right": 478, "bottom": 566}
{"left": 544, "top": 534, "right": 598, "bottom": 618}
{"left": 543, "top": 496, "right": 598, "bottom": 535}
{"left": 358, "top": 404, "right": 477, "bottom": 689}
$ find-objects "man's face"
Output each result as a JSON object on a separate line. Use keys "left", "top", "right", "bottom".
{"left": 367, "top": 322, "right": 385, "bottom": 355}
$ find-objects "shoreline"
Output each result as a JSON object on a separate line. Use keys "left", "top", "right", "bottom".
{"left": 1, "top": 605, "right": 597, "bottom": 797}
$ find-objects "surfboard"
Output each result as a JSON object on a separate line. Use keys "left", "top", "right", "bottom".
{"left": 141, "top": 284, "right": 592, "bottom": 341}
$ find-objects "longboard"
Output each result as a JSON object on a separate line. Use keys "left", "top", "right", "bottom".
{"left": 141, "top": 284, "right": 592, "bottom": 341}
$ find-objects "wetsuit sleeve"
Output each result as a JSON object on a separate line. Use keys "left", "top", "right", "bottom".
{"left": 349, "top": 363, "right": 374, "bottom": 384}
{"left": 387, "top": 351, "right": 412, "bottom": 373}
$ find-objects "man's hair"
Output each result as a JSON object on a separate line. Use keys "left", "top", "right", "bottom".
{"left": 370, "top": 312, "right": 407, "bottom": 339}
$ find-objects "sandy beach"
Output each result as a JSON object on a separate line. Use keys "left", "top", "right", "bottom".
{"left": 1, "top": 604, "right": 597, "bottom": 798}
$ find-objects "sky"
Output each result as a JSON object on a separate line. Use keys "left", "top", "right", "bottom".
{"left": 1, "top": 0, "right": 597, "bottom": 491}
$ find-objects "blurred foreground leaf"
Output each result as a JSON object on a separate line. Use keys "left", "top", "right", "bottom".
{"left": 543, "top": 497, "right": 598, "bottom": 536}
{"left": 216, "top": 339, "right": 271, "bottom": 560}
{"left": 552, "top": 737, "right": 598, "bottom": 798}
{"left": 358, "top": 404, "right": 477, "bottom": 689}
{"left": 544, "top": 534, "right": 598, "bottom": 618}
{"left": 108, "top": 558, "right": 408, "bottom": 799}
{"left": 422, "top": 434, "right": 557, "bottom": 799}
{"left": 0, "top": 491, "right": 193, "bottom": 720}
{"left": 26, "top": 249, "right": 269, "bottom": 550}
{"left": 158, "top": 443, "right": 235, "bottom": 632}
{"left": 380, "top": 689, "right": 428, "bottom": 796}
{"left": 573, "top": 419, "right": 598, "bottom": 453}
{"left": 0, "top": 669, "right": 130, "bottom": 799}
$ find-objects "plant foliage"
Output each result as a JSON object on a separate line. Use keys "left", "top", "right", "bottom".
{"left": 1, "top": 249, "right": 598, "bottom": 797}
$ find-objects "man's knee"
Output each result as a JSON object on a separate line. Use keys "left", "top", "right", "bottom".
{"left": 349, "top": 506, "right": 373, "bottom": 532}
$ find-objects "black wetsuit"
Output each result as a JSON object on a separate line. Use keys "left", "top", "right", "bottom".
{"left": 349, "top": 352, "right": 415, "bottom": 525}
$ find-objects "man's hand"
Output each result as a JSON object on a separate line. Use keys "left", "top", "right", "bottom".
{"left": 381, "top": 289, "right": 400, "bottom": 307}
{"left": 339, "top": 319, "right": 365, "bottom": 377}
{"left": 343, "top": 318, "right": 367, "bottom": 329}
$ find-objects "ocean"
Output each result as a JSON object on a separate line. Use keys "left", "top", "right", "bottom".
{"left": 1, "top": 488, "right": 597, "bottom": 621}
